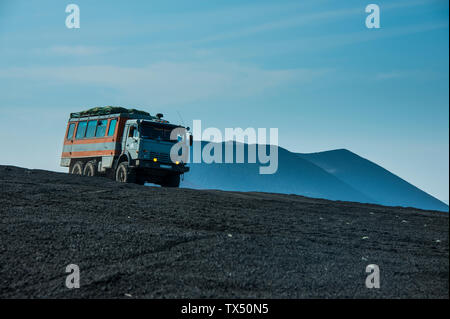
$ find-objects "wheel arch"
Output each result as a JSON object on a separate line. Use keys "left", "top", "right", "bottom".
{"left": 114, "top": 152, "right": 131, "bottom": 170}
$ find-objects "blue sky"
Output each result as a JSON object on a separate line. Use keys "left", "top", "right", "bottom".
{"left": 0, "top": 0, "right": 448, "bottom": 202}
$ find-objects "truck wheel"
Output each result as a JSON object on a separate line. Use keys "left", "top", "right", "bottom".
{"left": 115, "top": 162, "right": 136, "bottom": 183}
{"left": 161, "top": 174, "right": 180, "bottom": 188}
{"left": 83, "top": 161, "right": 97, "bottom": 177}
{"left": 70, "top": 161, "right": 84, "bottom": 175}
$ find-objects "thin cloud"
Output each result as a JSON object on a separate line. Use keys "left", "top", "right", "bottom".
{"left": 181, "top": 7, "right": 361, "bottom": 46}
{"left": 0, "top": 62, "right": 332, "bottom": 105}
{"left": 32, "top": 45, "right": 113, "bottom": 56}
{"left": 253, "top": 21, "right": 448, "bottom": 56}
{"left": 375, "top": 72, "right": 404, "bottom": 80}
{"left": 185, "top": 0, "right": 435, "bottom": 45}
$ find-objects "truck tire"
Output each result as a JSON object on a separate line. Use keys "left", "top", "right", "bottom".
{"left": 115, "top": 162, "right": 136, "bottom": 183}
{"left": 70, "top": 161, "right": 84, "bottom": 175}
{"left": 161, "top": 174, "right": 180, "bottom": 188}
{"left": 83, "top": 161, "right": 98, "bottom": 177}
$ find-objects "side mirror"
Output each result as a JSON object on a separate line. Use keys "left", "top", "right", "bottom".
{"left": 189, "top": 135, "right": 193, "bottom": 147}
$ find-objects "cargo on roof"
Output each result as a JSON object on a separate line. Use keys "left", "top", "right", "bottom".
{"left": 70, "top": 106, "right": 153, "bottom": 119}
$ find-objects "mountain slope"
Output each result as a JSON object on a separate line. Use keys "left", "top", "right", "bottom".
{"left": 180, "top": 142, "right": 448, "bottom": 212}
{"left": 0, "top": 165, "right": 448, "bottom": 298}
{"left": 297, "top": 149, "right": 448, "bottom": 212}
{"left": 182, "top": 142, "right": 374, "bottom": 203}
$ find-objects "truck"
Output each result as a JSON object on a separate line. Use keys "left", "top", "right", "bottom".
{"left": 60, "top": 106, "right": 191, "bottom": 187}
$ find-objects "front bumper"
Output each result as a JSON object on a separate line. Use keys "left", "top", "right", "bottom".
{"left": 134, "top": 159, "right": 189, "bottom": 173}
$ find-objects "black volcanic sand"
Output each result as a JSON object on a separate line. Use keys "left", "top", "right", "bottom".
{"left": 0, "top": 165, "right": 448, "bottom": 298}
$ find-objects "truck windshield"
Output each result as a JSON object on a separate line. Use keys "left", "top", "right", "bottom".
{"left": 140, "top": 124, "right": 177, "bottom": 142}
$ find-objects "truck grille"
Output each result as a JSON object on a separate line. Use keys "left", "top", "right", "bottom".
{"left": 149, "top": 151, "right": 171, "bottom": 163}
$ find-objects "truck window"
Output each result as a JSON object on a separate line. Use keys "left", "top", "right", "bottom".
{"left": 107, "top": 119, "right": 117, "bottom": 137}
{"left": 129, "top": 126, "right": 138, "bottom": 138}
{"left": 140, "top": 124, "right": 173, "bottom": 141}
{"left": 85, "top": 120, "right": 97, "bottom": 138}
{"left": 95, "top": 120, "right": 108, "bottom": 137}
{"left": 76, "top": 121, "right": 87, "bottom": 139}
{"left": 67, "top": 123, "right": 75, "bottom": 140}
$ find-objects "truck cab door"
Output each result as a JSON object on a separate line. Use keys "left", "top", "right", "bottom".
{"left": 125, "top": 124, "right": 139, "bottom": 159}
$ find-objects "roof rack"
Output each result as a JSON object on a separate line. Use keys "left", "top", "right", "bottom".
{"left": 70, "top": 106, "right": 155, "bottom": 119}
